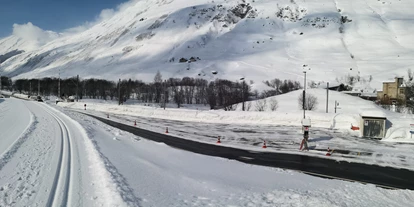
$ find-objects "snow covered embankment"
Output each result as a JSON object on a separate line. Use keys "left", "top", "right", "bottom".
{"left": 59, "top": 89, "right": 370, "bottom": 132}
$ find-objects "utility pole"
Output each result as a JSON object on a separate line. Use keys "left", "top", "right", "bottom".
{"left": 30, "top": 81, "right": 32, "bottom": 97}
{"left": 303, "top": 71, "right": 307, "bottom": 119}
{"left": 326, "top": 82, "right": 329, "bottom": 113}
{"left": 335, "top": 100, "right": 338, "bottom": 113}
{"left": 163, "top": 80, "right": 167, "bottom": 110}
{"left": 118, "top": 78, "right": 121, "bottom": 105}
{"left": 240, "top": 78, "right": 245, "bottom": 111}
{"left": 76, "top": 75, "right": 79, "bottom": 102}
{"left": 58, "top": 69, "right": 61, "bottom": 99}
{"left": 38, "top": 79, "right": 40, "bottom": 96}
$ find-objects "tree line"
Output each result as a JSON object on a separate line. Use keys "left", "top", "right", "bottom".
{"left": 0, "top": 73, "right": 303, "bottom": 110}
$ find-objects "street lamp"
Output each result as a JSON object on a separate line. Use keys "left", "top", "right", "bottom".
{"left": 303, "top": 71, "right": 306, "bottom": 119}
{"left": 240, "top": 77, "right": 245, "bottom": 111}
{"left": 58, "top": 69, "right": 61, "bottom": 100}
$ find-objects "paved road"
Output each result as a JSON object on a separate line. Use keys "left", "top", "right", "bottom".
{"left": 82, "top": 112, "right": 414, "bottom": 190}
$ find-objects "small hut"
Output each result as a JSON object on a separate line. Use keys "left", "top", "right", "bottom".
{"left": 360, "top": 110, "right": 387, "bottom": 139}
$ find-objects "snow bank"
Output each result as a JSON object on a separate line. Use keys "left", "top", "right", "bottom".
{"left": 12, "top": 93, "right": 30, "bottom": 100}
{"left": 59, "top": 89, "right": 364, "bottom": 130}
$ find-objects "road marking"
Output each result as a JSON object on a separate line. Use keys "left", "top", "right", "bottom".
{"left": 299, "top": 170, "right": 399, "bottom": 190}
{"left": 239, "top": 156, "right": 254, "bottom": 160}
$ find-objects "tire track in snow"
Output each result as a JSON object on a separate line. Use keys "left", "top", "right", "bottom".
{"left": 82, "top": 121, "right": 143, "bottom": 207}
{"left": 39, "top": 105, "right": 73, "bottom": 207}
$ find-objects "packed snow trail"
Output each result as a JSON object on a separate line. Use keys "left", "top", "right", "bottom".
{"left": 0, "top": 98, "right": 126, "bottom": 206}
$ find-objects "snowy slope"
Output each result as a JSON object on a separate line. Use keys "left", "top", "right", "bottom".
{"left": 59, "top": 88, "right": 411, "bottom": 139}
{"left": 1, "top": 0, "right": 414, "bottom": 91}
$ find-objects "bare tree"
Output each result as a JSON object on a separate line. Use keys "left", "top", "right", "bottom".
{"left": 269, "top": 98, "right": 278, "bottom": 111}
{"left": 246, "top": 101, "right": 252, "bottom": 111}
{"left": 225, "top": 103, "right": 238, "bottom": 111}
{"left": 255, "top": 99, "right": 267, "bottom": 111}
{"left": 298, "top": 93, "right": 318, "bottom": 110}
{"left": 407, "top": 68, "right": 414, "bottom": 81}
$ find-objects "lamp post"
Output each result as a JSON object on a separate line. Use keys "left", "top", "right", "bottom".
{"left": 303, "top": 71, "right": 307, "bottom": 119}
{"left": 240, "top": 77, "right": 245, "bottom": 111}
{"left": 118, "top": 78, "right": 121, "bottom": 105}
{"left": 163, "top": 80, "right": 167, "bottom": 110}
{"left": 58, "top": 69, "right": 61, "bottom": 99}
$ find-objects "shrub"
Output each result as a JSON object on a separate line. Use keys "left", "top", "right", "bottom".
{"left": 255, "top": 99, "right": 267, "bottom": 111}
{"left": 298, "top": 93, "right": 318, "bottom": 110}
{"left": 269, "top": 98, "right": 278, "bottom": 111}
{"left": 246, "top": 102, "right": 252, "bottom": 111}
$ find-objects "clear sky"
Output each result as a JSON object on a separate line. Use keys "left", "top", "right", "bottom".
{"left": 0, "top": 0, "right": 128, "bottom": 38}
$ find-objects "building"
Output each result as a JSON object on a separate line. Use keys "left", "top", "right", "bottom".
{"left": 377, "top": 77, "right": 406, "bottom": 104}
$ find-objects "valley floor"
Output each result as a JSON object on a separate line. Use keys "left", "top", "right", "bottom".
{"left": 1, "top": 97, "right": 414, "bottom": 206}
{"left": 60, "top": 100, "right": 414, "bottom": 172}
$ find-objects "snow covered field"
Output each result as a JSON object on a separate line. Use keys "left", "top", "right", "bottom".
{"left": 56, "top": 88, "right": 414, "bottom": 170}
{"left": 2, "top": 95, "right": 414, "bottom": 206}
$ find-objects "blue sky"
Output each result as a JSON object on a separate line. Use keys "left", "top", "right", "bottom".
{"left": 0, "top": 0, "right": 128, "bottom": 38}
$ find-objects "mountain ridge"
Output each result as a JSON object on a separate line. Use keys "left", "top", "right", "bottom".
{"left": 0, "top": 0, "right": 413, "bottom": 91}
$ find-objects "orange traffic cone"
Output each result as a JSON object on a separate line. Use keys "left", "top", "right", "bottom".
{"left": 134, "top": 120, "right": 137, "bottom": 126}
{"left": 216, "top": 136, "right": 221, "bottom": 144}
{"left": 262, "top": 140, "right": 267, "bottom": 148}
{"left": 165, "top": 127, "right": 169, "bottom": 133}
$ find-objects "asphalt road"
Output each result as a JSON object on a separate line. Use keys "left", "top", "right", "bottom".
{"left": 82, "top": 112, "right": 414, "bottom": 190}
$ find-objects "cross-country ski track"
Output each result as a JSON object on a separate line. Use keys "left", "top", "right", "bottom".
{"left": 0, "top": 99, "right": 126, "bottom": 206}
{"left": 2, "top": 97, "right": 414, "bottom": 207}
{"left": 40, "top": 104, "right": 72, "bottom": 207}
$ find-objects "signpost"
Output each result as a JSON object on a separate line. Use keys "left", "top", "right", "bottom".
{"left": 410, "top": 124, "right": 414, "bottom": 138}
{"left": 300, "top": 118, "right": 311, "bottom": 151}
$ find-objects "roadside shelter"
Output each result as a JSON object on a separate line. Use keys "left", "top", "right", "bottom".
{"left": 360, "top": 110, "right": 387, "bottom": 139}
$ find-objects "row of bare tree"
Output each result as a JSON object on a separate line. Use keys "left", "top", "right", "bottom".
{"left": 2, "top": 73, "right": 319, "bottom": 111}
{"left": 5, "top": 72, "right": 251, "bottom": 110}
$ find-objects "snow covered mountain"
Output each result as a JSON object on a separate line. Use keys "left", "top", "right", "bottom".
{"left": 0, "top": 0, "right": 413, "bottom": 91}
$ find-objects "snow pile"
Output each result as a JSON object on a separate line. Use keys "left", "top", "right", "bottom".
{"left": 12, "top": 93, "right": 30, "bottom": 100}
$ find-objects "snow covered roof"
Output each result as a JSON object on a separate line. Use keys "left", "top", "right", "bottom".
{"left": 342, "top": 91, "right": 361, "bottom": 94}
{"left": 360, "top": 110, "right": 386, "bottom": 118}
{"left": 360, "top": 93, "right": 377, "bottom": 97}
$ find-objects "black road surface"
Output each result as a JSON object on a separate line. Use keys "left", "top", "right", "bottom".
{"left": 82, "top": 113, "right": 414, "bottom": 190}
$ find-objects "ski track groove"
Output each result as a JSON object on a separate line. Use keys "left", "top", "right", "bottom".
{"left": 40, "top": 104, "right": 73, "bottom": 207}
